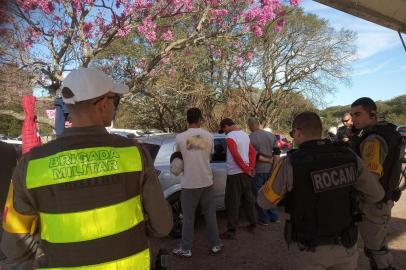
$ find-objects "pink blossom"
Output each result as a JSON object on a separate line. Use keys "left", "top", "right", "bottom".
{"left": 117, "top": 26, "right": 131, "bottom": 37}
{"left": 116, "top": 0, "right": 124, "bottom": 8}
{"left": 82, "top": 22, "right": 93, "bottom": 38}
{"left": 245, "top": 51, "right": 254, "bottom": 60}
{"left": 161, "top": 30, "right": 174, "bottom": 42}
{"left": 252, "top": 25, "right": 263, "bottom": 37}
{"left": 122, "top": 4, "right": 134, "bottom": 17}
{"left": 145, "top": 31, "right": 157, "bottom": 43}
{"left": 112, "top": 54, "right": 119, "bottom": 61}
{"left": 22, "top": 40, "right": 32, "bottom": 50}
{"left": 138, "top": 58, "right": 147, "bottom": 69}
{"left": 233, "top": 40, "right": 242, "bottom": 48}
{"left": 72, "top": 0, "right": 82, "bottom": 11}
{"left": 213, "top": 49, "right": 222, "bottom": 58}
{"left": 206, "top": 0, "right": 221, "bottom": 7}
{"left": 210, "top": 9, "right": 229, "bottom": 17}
{"left": 135, "top": 0, "right": 148, "bottom": 8}
{"left": 168, "top": 67, "right": 176, "bottom": 76}
{"left": 274, "top": 18, "right": 284, "bottom": 32}
{"left": 137, "top": 16, "right": 157, "bottom": 43}
{"left": 184, "top": 49, "right": 193, "bottom": 56}
{"left": 261, "top": 0, "right": 271, "bottom": 5}
{"left": 244, "top": 7, "right": 261, "bottom": 22}
{"left": 235, "top": 57, "right": 244, "bottom": 66}
{"left": 17, "top": 0, "right": 54, "bottom": 14}
{"left": 290, "top": 0, "right": 301, "bottom": 6}
{"left": 95, "top": 16, "right": 107, "bottom": 33}
{"left": 160, "top": 57, "right": 170, "bottom": 65}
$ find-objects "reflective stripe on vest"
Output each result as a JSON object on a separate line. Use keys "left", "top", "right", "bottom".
{"left": 26, "top": 146, "right": 142, "bottom": 189}
{"left": 25, "top": 145, "right": 149, "bottom": 269}
{"left": 36, "top": 248, "right": 150, "bottom": 270}
{"left": 40, "top": 195, "right": 144, "bottom": 243}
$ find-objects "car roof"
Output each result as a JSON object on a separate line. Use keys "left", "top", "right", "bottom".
{"left": 138, "top": 133, "right": 226, "bottom": 145}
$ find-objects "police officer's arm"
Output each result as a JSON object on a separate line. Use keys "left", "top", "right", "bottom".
{"left": 257, "top": 157, "right": 293, "bottom": 209}
{"left": 353, "top": 155, "right": 385, "bottom": 203}
{"left": 139, "top": 146, "right": 173, "bottom": 237}
{"left": 1, "top": 157, "right": 38, "bottom": 262}
{"left": 359, "top": 135, "right": 388, "bottom": 179}
{"left": 354, "top": 135, "right": 388, "bottom": 203}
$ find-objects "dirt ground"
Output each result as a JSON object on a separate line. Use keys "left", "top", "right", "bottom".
{"left": 150, "top": 193, "right": 406, "bottom": 270}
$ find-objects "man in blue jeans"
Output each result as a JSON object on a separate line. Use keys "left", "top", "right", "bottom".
{"left": 248, "top": 118, "right": 280, "bottom": 224}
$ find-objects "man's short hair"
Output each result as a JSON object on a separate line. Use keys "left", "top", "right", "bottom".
{"left": 293, "top": 111, "right": 322, "bottom": 137}
{"left": 187, "top": 107, "right": 202, "bottom": 124}
{"left": 351, "top": 97, "right": 377, "bottom": 113}
{"left": 247, "top": 117, "right": 260, "bottom": 126}
{"left": 220, "top": 118, "right": 235, "bottom": 129}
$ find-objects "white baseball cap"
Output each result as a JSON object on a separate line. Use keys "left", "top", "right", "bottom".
{"left": 61, "top": 68, "right": 129, "bottom": 104}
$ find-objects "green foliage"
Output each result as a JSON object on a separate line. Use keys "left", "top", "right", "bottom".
{"left": 319, "top": 95, "right": 406, "bottom": 129}
{"left": 97, "top": 7, "right": 356, "bottom": 133}
{"left": 0, "top": 115, "right": 22, "bottom": 137}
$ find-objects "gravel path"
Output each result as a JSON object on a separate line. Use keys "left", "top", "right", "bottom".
{"left": 150, "top": 192, "right": 406, "bottom": 270}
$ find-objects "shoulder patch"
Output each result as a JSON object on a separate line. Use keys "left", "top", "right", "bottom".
{"left": 263, "top": 159, "right": 284, "bottom": 204}
{"left": 362, "top": 138, "right": 383, "bottom": 176}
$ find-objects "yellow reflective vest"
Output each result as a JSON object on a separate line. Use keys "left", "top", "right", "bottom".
{"left": 4, "top": 142, "right": 150, "bottom": 270}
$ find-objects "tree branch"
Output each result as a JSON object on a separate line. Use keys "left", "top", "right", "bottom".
{"left": 0, "top": 110, "right": 54, "bottom": 127}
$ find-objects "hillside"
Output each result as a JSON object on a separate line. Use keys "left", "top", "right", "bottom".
{"left": 320, "top": 94, "right": 406, "bottom": 128}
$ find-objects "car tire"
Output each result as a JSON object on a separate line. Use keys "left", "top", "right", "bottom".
{"left": 168, "top": 192, "right": 182, "bottom": 239}
{"left": 167, "top": 192, "right": 202, "bottom": 239}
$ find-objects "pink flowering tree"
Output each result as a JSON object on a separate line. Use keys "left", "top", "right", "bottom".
{"left": 2, "top": 0, "right": 300, "bottom": 95}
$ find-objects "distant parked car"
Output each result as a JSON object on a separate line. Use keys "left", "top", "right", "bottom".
{"left": 0, "top": 136, "right": 22, "bottom": 158}
{"left": 397, "top": 126, "right": 406, "bottom": 162}
{"left": 141, "top": 133, "right": 286, "bottom": 238}
{"left": 140, "top": 134, "right": 227, "bottom": 238}
{"left": 275, "top": 134, "right": 292, "bottom": 152}
{"left": 397, "top": 126, "right": 406, "bottom": 138}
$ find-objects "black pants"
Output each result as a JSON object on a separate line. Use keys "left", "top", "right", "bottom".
{"left": 225, "top": 173, "right": 257, "bottom": 231}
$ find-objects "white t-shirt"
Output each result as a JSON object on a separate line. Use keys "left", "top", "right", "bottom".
{"left": 226, "top": 130, "right": 250, "bottom": 175}
{"left": 176, "top": 128, "right": 214, "bottom": 189}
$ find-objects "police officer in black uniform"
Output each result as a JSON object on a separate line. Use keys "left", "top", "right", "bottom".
{"left": 258, "top": 111, "right": 385, "bottom": 270}
{"left": 351, "top": 97, "right": 404, "bottom": 270}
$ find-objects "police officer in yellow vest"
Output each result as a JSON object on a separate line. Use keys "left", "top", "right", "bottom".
{"left": 1, "top": 68, "right": 173, "bottom": 269}
{"left": 351, "top": 97, "right": 403, "bottom": 270}
{"left": 258, "top": 111, "right": 384, "bottom": 270}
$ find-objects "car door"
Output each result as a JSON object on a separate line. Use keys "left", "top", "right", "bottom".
{"left": 210, "top": 137, "right": 227, "bottom": 210}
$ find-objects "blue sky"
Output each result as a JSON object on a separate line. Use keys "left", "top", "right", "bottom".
{"left": 301, "top": 0, "right": 406, "bottom": 108}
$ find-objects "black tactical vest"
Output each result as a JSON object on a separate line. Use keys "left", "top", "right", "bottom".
{"left": 286, "top": 140, "right": 358, "bottom": 248}
{"left": 355, "top": 123, "right": 404, "bottom": 201}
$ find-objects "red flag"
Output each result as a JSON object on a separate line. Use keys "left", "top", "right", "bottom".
{"left": 22, "top": 95, "right": 41, "bottom": 154}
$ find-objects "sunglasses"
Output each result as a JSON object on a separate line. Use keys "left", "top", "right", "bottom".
{"left": 289, "top": 127, "right": 301, "bottom": 138}
{"left": 93, "top": 94, "right": 121, "bottom": 108}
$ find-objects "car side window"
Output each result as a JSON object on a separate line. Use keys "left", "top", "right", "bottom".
{"left": 155, "top": 142, "right": 176, "bottom": 165}
{"left": 211, "top": 138, "right": 227, "bottom": 163}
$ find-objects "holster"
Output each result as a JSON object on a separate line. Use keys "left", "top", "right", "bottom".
{"left": 341, "top": 225, "right": 358, "bottom": 249}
